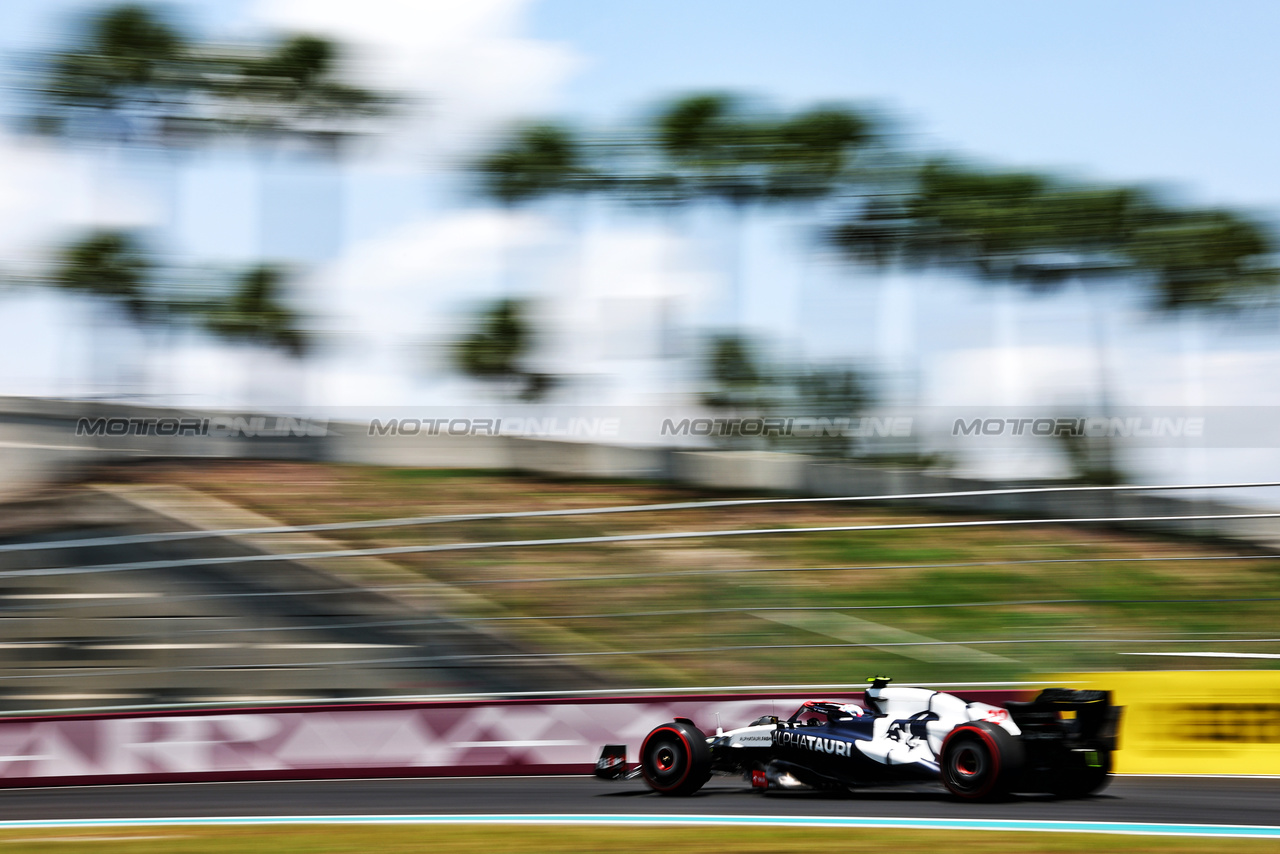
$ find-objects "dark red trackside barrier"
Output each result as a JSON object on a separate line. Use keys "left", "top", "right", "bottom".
{"left": 0, "top": 690, "right": 1030, "bottom": 788}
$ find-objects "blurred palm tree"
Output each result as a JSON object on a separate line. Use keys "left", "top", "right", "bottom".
{"left": 206, "top": 34, "right": 393, "bottom": 152}
{"left": 699, "top": 333, "right": 874, "bottom": 456}
{"left": 475, "top": 123, "right": 594, "bottom": 206}
{"left": 649, "top": 94, "right": 872, "bottom": 325}
{"left": 31, "top": 4, "right": 392, "bottom": 148}
{"left": 48, "top": 233, "right": 308, "bottom": 398}
{"left": 653, "top": 94, "right": 762, "bottom": 205}
{"left": 198, "top": 265, "right": 307, "bottom": 356}
{"left": 190, "top": 264, "right": 309, "bottom": 407}
{"left": 51, "top": 230, "right": 152, "bottom": 319}
{"left": 471, "top": 122, "right": 598, "bottom": 398}
{"left": 474, "top": 122, "right": 596, "bottom": 301}
{"left": 26, "top": 4, "right": 394, "bottom": 401}
{"left": 32, "top": 4, "right": 189, "bottom": 141}
{"left": 702, "top": 334, "right": 768, "bottom": 408}
{"left": 832, "top": 158, "right": 1276, "bottom": 313}
{"left": 471, "top": 98, "right": 874, "bottom": 377}
{"left": 698, "top": 333, "right": 772, "bottom": 450}
{"left": 49, "top": 229, "right": 157, "bottom": 395}
{"left": 454, "top": 298, "right": 552, "bottom": 401}
{"left": 652, "top": 94, "right": 871, "bottom": 204}
{"left": 831, "top": 158, "right": 1279, "bottom": 475}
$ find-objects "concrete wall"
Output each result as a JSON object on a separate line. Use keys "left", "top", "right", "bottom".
{"left": 0, "top": 397, "right": 1276, "bottom": 549}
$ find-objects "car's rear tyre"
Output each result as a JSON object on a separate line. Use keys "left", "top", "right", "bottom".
{"left": 640, "top": 721, "right": 711, "bottom": 796}
{"left": 940, "top": 721, "right": 1024, "bottom": 801}
{"left": 1050, "top": 750, "right": 1112, "bottom": 798}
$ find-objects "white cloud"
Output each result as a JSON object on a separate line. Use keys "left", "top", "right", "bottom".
{"left": 295, "top": 208, "right": 539, "bottom": 405}
{"left": 0, "top": 135, "right": 158, "bottom": 266}
{"left": 247, "top": 0, "right": 583, "bottom": 157}
{"left": 290, "top": 206, "right": 716, "bottom": 406}
{"left": 313, "top": 208, "right": 539, "bottom": 335}
{"left": 930, "top": 341, "right": 1280, "bottom": 410}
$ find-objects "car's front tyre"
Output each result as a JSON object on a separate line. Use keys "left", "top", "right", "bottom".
{"left": 640, "top": 721, "right": 711, "bottom": 796}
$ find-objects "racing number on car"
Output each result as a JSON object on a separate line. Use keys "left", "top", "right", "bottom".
{"left": 984, "top": 708, "right": 1009, "bottom": 723}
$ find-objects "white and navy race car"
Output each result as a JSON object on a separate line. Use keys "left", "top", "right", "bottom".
{"left": 596, "top": 678, "right": 1120, "bottom": 800}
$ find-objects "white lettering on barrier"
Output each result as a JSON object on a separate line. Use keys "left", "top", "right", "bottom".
{"left": 0, "top": 723, "right": 95, "bottom": 777}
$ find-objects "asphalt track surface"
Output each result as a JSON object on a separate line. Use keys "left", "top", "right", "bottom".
{"left": 1, "top": 776, "right": 1277, "bottom": 827}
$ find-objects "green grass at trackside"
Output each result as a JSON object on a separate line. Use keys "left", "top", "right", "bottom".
{"left": 100, "top": 461, "right": 1280, "bottom": 688}
{"left": 0, "top": 826, "right": 1273, "bottom": 854}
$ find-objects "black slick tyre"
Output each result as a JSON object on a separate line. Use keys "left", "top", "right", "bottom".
{"left": 940, "top": 721, "right": 1024, "bottom": 801}
{"left": 640, "top": 721, "right": 711, "bottom": 796}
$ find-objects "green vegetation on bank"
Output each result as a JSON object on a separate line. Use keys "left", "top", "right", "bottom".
{"left": 102, "top": 462, "right": 1280, "bottom": 687}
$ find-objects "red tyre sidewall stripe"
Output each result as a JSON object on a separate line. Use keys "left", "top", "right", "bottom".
{"left": 942, "top": 724, "right": 1002, "bottom": 799}
{"left": 641, "top": 726, "right": 693, "bottom": 792}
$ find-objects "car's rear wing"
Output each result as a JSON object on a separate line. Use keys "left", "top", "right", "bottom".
{"left": 1005, "top": 688, "right": 1122, "bottom": 751}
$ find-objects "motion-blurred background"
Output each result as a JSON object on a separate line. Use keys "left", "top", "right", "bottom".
{"left": 0, "top": 0, "right": 1278, "bottom": 711}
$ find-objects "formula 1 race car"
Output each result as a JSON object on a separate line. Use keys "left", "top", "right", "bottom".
{"left": 595, "top": 679, "right": 1121, "bottom": 800}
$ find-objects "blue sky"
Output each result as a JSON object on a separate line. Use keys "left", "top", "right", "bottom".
{"left": 6, "top": 1, "right": 1279, "bottom": 219}
{"left": 5, "top": 0, "right": 1278, "bottom": 205}
{"left": 530, "top": 0, "right": 1280, "bottom": 210}
{"left": 2, "top": 0, "right": 1280, "bottom": 475}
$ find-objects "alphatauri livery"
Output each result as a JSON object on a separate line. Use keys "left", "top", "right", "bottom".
{"left": 596, "top": 678, "right": 1121, "bottom": 800}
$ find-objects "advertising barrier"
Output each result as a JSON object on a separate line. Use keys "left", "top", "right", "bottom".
{"left": 4, "top": 675, "right": 1276, "bottom": 785}
{"left": 0, "top": 690, "right": 1027, "bottom": 788}
{"left": 1053, "top": 671, "right": 1280, "bottom": 775}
